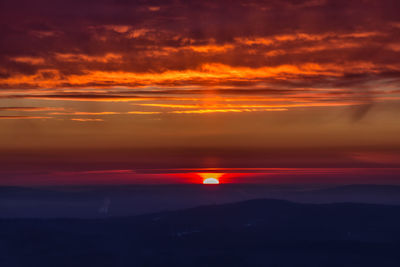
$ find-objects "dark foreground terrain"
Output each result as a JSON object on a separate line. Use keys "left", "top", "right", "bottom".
{"left": 2, "top": 199, "right": 400, "bottom": 267}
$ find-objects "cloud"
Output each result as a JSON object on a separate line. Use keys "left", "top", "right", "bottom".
{"left": 139, "top": 102, "right": 363, "bottom": 109}
{"left": 0, "top": 116, "right": 52, "bottom": 119}
{"left": 2, "top": 61, "right": 398, "bottom": 90}
{"left": 52, "top": 111, "right": 120, "bottom": 115}
{"left": 11, "top": 57, "right": 45, "bottom": 65}
{"left": 70, "top": 118, "right": 104, "bottom": 122}
{"left": 351, "top": 152, "right": 400, "bottom": 165}
{"left": 127, "top": 111, "right": 161, "bottom": 114}
{"left": 54, "top": 169, "right": 136, "bottom": 175}
{"left": 1, "top": 93, "right": 154, "bottom": 102}
{"left": 51, "top": 111, "right": 161, "bottom": 115}
{"left": 0, "top": 107, "right": 62, "bottom": 111}
{"left": 169, "top": 108, "right": 287, "bottom": 114}
{"left": 0, "top": 0, "right": 399, "bottom": 118}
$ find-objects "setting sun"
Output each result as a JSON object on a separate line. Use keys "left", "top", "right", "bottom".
{"left": 203, "top": 177, "right": 220, "bottom": 184}
{"left": 198, "top": 173, "right": 223, "bottom": 184}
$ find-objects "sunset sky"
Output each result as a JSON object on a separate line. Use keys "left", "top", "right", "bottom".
{"left": 1, "top": 0, "right": 400, "bottom": 185}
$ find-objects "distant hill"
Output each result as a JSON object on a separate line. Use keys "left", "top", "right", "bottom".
{"left": 2, "top": 184, "right": 400, "bottom": 218}
{"left": 1, "top": 199, "right": 400, "bottom": 266}
{"left": 293, "top": 184, "right": 400, "bottom": 204}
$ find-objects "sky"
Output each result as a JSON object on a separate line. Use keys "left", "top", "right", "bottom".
{"left": 0, "top": 0, "right": 400, "bottom": 185}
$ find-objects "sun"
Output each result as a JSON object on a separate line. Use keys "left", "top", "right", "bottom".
{"left": 198, "top": 173, "right": 223, "bottom": 184}
{"left": 203, "top": 177, "right": 220, "bottom": 184}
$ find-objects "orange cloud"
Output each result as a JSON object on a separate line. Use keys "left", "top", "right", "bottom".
{"left": 51, "top": 111, "right": 161, "bottom": 116}
{"left": 0, "top": 116, "right": 52, "bottom": 120}
{"left": 11, "top": 57, "right": 45, "bottom": 65}
{"left": 140, "top": 102, "right": 363, "bottom": 109}
{"left": 127, "top": 111, "right": 161, "bottom": 114}
{"left": 0, "top": 62, "right": 366, "bottom": 89}
{"left": 55, "top": 53, "right": 122, "bottom": 63}
{"left": 70, "top": 118, "right": 104, "bottom": 122}
{"left": 0, "top": 107, "right": 63, "bottom": 111}
{"left": 188, "top": 43, "right": 234, "bottom": 53}
{"left": 170, "top": 108, "right": 287, "bottom": 114}
{"left": 235, "top": 31, "right": 381, "bottom": 49}
{"left": 51, "top": 111, "right": 120, "bottom": 115}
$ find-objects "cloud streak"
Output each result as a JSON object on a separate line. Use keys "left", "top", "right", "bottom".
{"left": 0, "top": 116, "right": 51, "bottom": 120}
{"left": 0, "top": 107, "right": 62, "bottom": 111}
{"left": 70, "top": 118, "right": 104, "bottom": 122}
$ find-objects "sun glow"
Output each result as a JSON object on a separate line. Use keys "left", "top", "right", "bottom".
{"left": 203, "top": 177, "right": 220, "bottom": 184}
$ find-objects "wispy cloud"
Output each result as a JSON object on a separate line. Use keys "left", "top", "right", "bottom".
{"left": 52, "top": 111, "right": 120, "bottom": 115}
{"left": 70, "top": 118, "right": 104, "bottom": 122}
{"left": 170, "top": 108, "right": 287, "bottom": 114}
{"left": 0, "top": 116, "right": 52, "bottom": 120}
{"left": 127, "top": 111, "right": 161, "bottom": 114}
{"left": 0, "top": 107, "right": 63, "bottom": 111}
